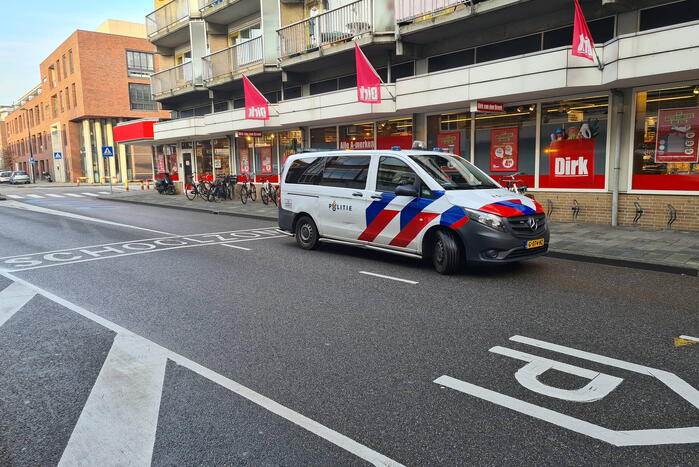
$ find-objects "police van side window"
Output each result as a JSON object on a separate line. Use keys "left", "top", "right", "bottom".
{"left": 285, "top": 157, "right": 325, "bottom": 185}
{"left": 376, "top": 157, "right": 417, "bottom": 192}
{"left": 319, "top": 156, "right": 370, "bottom": 189}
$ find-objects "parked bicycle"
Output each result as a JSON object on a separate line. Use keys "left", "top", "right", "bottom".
{"left": 260, "top": 177, "right": 278, "bottom": 206}
{"left": 500, "top": 172, "right": 528, "bottom": 195}
{"left": 223, "top": 174, "right": 238, "bottom": 200}
{"left": 185, "top": 175, "right": 210, "bottom": 201}
{"left": 239, "top": 174, "right": 257, "bottom": 205}
{"left": 207, "top": 177, "right": 229, "bottom": 202}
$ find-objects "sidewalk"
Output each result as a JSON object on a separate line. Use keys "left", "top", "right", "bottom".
{"left": 98, "top": 190, "right": 698, "bottom": 275}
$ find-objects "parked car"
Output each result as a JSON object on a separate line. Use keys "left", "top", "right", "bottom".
{"left": 279, "top": 149, "right": 549, "bottom": 274}
{"left": 0, "top": 171, "right": 12, "bottom": 183}
{"left": 10, "top": 171, "right": 31, "bottom": 184}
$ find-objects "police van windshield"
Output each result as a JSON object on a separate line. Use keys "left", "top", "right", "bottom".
{"left": 409, "top": 154, "right": 498, "bottom": 190}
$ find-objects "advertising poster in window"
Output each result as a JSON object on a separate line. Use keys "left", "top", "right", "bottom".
{"left": 490, "top": 127, "right": 518, "bottom": 172}
{"left": 339, "top": 139, "right": 375, "bottom": 150}
{"left": 547, "top": 138, "right": 596, "bottom": 187}
{"left": 156, "top": 153, "right": 166, "bottom": 174}
{"left": 259, "top": 146, "right": 273, "bottom": 174}
{"left": 437, "top": 132, "right": 460, "bottom": 155}
{"left": 655, "top": 107, "right": 699, "bottom": 163}
{"left": 239, "top": 148, "right": 250, "bottom": 173}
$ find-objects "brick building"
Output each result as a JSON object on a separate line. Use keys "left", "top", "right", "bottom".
{"left": 5, "top": 21, "right": 170, "bottom": 183}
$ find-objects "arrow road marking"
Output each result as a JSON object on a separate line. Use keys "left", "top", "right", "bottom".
{"left": 0, "top": 282, "right": 36, "bottom": 328}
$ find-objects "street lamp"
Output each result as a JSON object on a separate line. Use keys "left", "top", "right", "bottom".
{"left": 18, "top": 108, "right": 35, "bottom": 183}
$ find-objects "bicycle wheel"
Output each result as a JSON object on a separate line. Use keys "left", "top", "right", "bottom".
{"left": 261, "top": 187, "right": 269, "bottom": 205}
{"left": 185, "top": 185, "right": 197, "bottom": 200}
{"left": 271, "top": 186, "right": 278, "bottom": 206}
{"left": 249, "top": 183, "right": 257, "bottom": 201}
{"left": 240, "top": 186, "right": 248, "bottom": 204}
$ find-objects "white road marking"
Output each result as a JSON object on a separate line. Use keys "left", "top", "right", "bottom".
{"left": 680, "top": 335, "right": 699, "bottom": 342}
{"left": 65, "top": 193, "right": 84, "bottom": 198}
{"left": 5, "top": 194, "right": 23, "bottom": 199}
{"left": 82, "top": 192, "right": 99, "bottom": 197}
{"left": 0, "top": 282, "right": 37, "bottom": 327}
{"left": 220, "top": 243, "right": 251, "bottom": 251}
{"left": 46, "top": 194, "right": 65, "bottom": 198}
{"left": 1, "top": 271, "right": 404, "bottom": 467}
{"left": 0, "top": 200, "right": 174, "bottom": 235}
{"left": 59, "top": 333, "right": 167, "bottom": 467}
{"left": 359, "top": 271, "right": 418, "bottom": 285}
{"left": 26, "top": 194, "right": 44, "bottom": 198}
{"left": 98, "top": 191, "right": 111, "bottom": 194}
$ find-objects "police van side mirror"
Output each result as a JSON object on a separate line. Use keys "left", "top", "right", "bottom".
{"left": 394, "top": 184, "right": 418, "bottom": 197}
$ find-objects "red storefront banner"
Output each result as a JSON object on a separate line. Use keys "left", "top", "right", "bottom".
{"left": 572, "top": 0, "right": 596, "bottom": 62}
{"left": 475, "top": 101, "right": 505, "bottom": 113}
{"left": 377, "top": 134, "right": 413, "bottom": 150}
{"left": 239, "top": 148, "right": 250, "bottom": 173}
{"left": 547, "top": 138, "right": 596, "bottom": 187}
{"left": 655, "top": 107, "right": 699, "bottom": 163}
{"left": 437, "top": 132, "right": 460, "bottom": 155}
{"left": 113, "top": 120, "right": 156, "bottom": 143}
{"left": 259, "top": 146, "right": 273, "bottom": 174}
{"left": 355, "top": 43, "right": 381, "bottom": 104}
{"left": 490, "top": 127, "right": 519, "bottom": 172}
{"left": 339, "top": 139, "right": 375, "bottom": 150}
{"left": 243, "top": 75, "right": 269, "bottom": 120}
{"left": 236, "top": 131, "right": 262, "bottom": 137}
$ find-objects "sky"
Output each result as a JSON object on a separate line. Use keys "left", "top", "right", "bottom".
{"left": 0, "top": 0, "right": 154, "bottom": 104}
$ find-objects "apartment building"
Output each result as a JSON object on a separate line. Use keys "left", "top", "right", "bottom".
{"left": 0, "top": 105, "right": 12, "bottom": 170}
{"left": 6, "top": 21, "right": 170, "bottom": 183}
{"left": 147, "top": 0, "right": 699, "bottom": 230}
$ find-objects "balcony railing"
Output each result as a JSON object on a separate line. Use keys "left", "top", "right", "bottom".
{"left": 146, "top": 0, "right": 190, "bottom": 37}
{"left": 151, "top": 62, "right": 193, "bottom": 97}
{"left": 198, "top": 0, "right": 225, "bottom": 11}
{"left": 396, "top": 0, "right": 477, "bottom": 23}
{"left": 277, "top": 0, "right": 372, "bottom": 59}
{"left": 203, "top": 37, "right": 263, "bottom": 83}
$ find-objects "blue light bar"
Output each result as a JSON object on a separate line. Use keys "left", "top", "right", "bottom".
{"left": 391, "top": 146, "right": 401, "bottom": 151}
{"left": 433, "top": 147, "right": 442, "bottom": 152}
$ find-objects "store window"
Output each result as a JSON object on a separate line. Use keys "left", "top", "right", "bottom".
{"left": 236, "top": 135, "right": 252, "bottom": 175}
{"left": 254, "top": 133, "right": 278, "bottom": 179}
{"left": 631, "top": 85, "right": 699, "bottom": 191}
{"left": 377, "top": 118, "right": 413, "bottom": 149}
{"left": 539, "top": 95, "right": 608, "bottom": 189}
{"left": 427, "top": 112, "right": 470, "bottom": 156}
{"left": 212, "top": 138, "right": 231, "bottom": 177}
{"left": 474, "top": 105, "right": 537, "bottom": 186}
{"left": 339, "top": 122, "right": 374, "bottom": 150}
{"left": 310, "top": 126, "right": 337, "bottom": 149}
{"left": 155, "top": 144, "right": 179, "bottom": 181}
{"left": 195, "top": 140, "right": 213, "bottom": 179}
{"left": 280, "top": 129, "right": 303, "bottom": 166}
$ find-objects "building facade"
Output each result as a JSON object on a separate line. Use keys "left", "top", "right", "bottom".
{"left": 147, "top": 0, "right": 699, "bottom": 231}
{"left": 0, "top": 105, "right": 12, "bottom": 170}
{"left": 5, "top": 22, "right": 170, "bottom": 183}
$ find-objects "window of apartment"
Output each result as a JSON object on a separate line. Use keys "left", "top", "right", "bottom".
{"left": 28, "top": 111, "right": 34, "bottom": 128}
{"left": 338, "top": 74, "right": 356, "bottom": 90}
{"left": 213, "top": 101, "right": 228, "bottom": 112}
{"left": 35, "top": 106, "right": 40, "bottom": 123}
{"left": 428, "top": 49, "right": 475, "bottom": 73}
{"left": 640, "top": 0, "right": 699, "bottom": 31}
{"left": 233, "top": 98, "right": 245, "bottom": 109}
{"left": 263, "top": 90, "right": 280, "bottom": 104}
{"left": 126, "top": 51, "right": 155, "bottom": 78}
{"left": 71, "top": 83, "right": 77, "bottom": 108}
{"left": 56, "top": 60, "right": 61, "bottom": 82}
{"left": 49, "top": 65, "right": 57, "bottom": 88}
{"left": 128, "top": 83, "right": 157, "bottom": 111}
{"left": 377, "top": 61, "right": 416, "bottom": 82}
{"left": 65, "top": 87, "right": 70, "bottom": 110}
{"left": 310, "top": 78, "right": 338, "bottom": 95}
{"left": 62, "top": 54, "right": 68, "bottom": 79}
{"left": 51, "top": 95, "right": 58, "bottom": 117}
{"left": 543, "top": 17, "right": 615, "bottom": 50}
{"left": 283, "top": 86, "right": 302, "bottom": 99}
{"left": 59, "top": 91, "right": 64, "bottom": 112}
{"left": 476, "top": 34, "right": 541, "bottom": 63}
{"left": 68, "top": 49, "right": 74, "bottom": 74}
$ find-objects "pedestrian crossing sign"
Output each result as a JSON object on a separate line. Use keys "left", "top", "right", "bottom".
{"left": 54, "top": 152, "right": 62, "bottom": 159}
{"left": 102, "top": 146, "right": 114, "bottom": 157}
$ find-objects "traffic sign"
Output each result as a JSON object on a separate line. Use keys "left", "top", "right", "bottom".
{"left": 29, "top": 157, "right": 36, "bottom": 164}
{"left": 53, "top": 152, "right": 63, "bottom": 160}
{"left": 102, "top": 146, "right": 114, "bottom": 157}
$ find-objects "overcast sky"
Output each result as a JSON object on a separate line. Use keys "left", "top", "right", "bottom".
{"left": 0, "top": 0, "right": 153, "bottom": 104}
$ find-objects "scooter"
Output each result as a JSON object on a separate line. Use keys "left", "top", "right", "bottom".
{"left": 43, "top": 171, "right": 53, "bottom": 183}
{"left": 155, "top": 173, "right": 176, "bottom": 195}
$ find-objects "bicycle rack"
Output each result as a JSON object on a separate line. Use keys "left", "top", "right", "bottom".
{"left": 633, "top": 202, "right": 644, "bottom": 224}
{"left": 546, "top": 200, "right": 554, "bottom": 218}
{"left": 667, "top": 204, "right": 677, "bottom": 229}
{"left": 571, "top": 200, "right": 580, "bottom": 222}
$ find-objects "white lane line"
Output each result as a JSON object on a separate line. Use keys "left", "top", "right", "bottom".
{"left": 82, "top": 192, "right": 99, "bottom": 197}
{"left": 26, "top": 194, "right": 44, "bottom": 198}
{"left": 0, "top": 282, "right": 37, "bottom": 327}
{"left": 220, "top": 243, "right": 251, "bottom": 251}
{"left": 679, "top": 335, "right": 699, "bottom": 342}
{"left": 46, "top": 193, "right": 65, "bottom": 198}
{"left": 1, "top": 271, "right": 404, "bottom": 467}
{"left": 65, "top": 193, "right": 84, "bottom": 198}
{"left": 0, "top": 200, "right": 174, "bottom": 235}
{"left": 59, "top": 333, "right": 167, "bottom": 467}
{"left": 359, "top": 271, "right": 418, "bottom": 285}
{"left": 5, "top": 194, "right": 23, "bottom": 199}
{"left": 98, "top": 191, "right": 111, "bottom": 194}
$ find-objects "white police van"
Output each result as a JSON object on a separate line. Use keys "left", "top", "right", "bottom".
{"left": 278, "top": 149, "right": 549, "bottom": 274}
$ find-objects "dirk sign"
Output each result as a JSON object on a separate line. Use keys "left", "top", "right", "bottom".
{"left": 548, "top": 139, "right": 596, "bottom": 187}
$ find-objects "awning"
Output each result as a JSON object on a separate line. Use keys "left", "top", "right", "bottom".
{"left": 113, "top": 119, "right": 160, "bottom": 144}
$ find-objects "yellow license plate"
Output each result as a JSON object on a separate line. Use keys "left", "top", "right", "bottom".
{"left": 526, "top": 238, "right": 545, "bottom": 249}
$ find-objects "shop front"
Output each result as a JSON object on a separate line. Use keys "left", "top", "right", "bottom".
{"left": 309, "top": 117, "right": 414, "bottom": 152}
{"left": 233, "top": 130, "right": 303, "bottom": 183}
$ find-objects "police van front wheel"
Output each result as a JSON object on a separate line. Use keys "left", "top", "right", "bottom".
{"left": 432, "top": 230, "right": 461, "bottom": 275}
{"left": 295, "top": 216, "right": 319, "bottom": 250}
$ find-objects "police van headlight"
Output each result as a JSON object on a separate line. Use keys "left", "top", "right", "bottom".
{"left": 464, "top": 208, "right": 505, "bottom": 232}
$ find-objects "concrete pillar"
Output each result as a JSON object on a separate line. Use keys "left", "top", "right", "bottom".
{"left": 82, "top": 120, "right": 94, "bottom": 183}
{"left": 118, "top": 143, "right": 128, "bottom": 182}
{"left": 105, "top": 120, "right": 117, "bottom": 182}
{"left": 413, "top": 113, "right": 427, "bottom": 144}
{"left": 95, "top": 121, "right": 105, "bottom": 182}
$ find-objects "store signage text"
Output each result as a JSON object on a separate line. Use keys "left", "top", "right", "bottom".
{"left": 236, "top": 131, "right": 262, "bottom": 137}
{"left": 473, "top": 101, "right": 505, "bottom": 113}
{"left": 547, "top": 139, "right": 596, "bottom": 187}
{"left": 339, "top": 139, "right": 375, "bottom": 150}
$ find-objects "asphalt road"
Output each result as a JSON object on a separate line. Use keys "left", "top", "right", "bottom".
{"left": 0, "top": 187, "right": 697, "bottom": 466}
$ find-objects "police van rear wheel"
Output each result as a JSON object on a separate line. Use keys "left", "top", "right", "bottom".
{"left": 433, "top": 230, "right": 461, "bottom": 275}
{"left": 295, "top": 216, "right": 319, "bottom": 250}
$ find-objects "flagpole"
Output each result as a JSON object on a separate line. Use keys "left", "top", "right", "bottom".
{"left": 593, "top": 48, "right": 604, "bottom": 71}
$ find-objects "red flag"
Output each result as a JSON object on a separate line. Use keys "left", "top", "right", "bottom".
{"left": 243, "top": 75, "right": 269, "bottom": 120}
{"left": 355, "top": 43, "right": 381, "bottom": 104}
{"left": 572, "top": 0, "right": 595, "bottom": 62}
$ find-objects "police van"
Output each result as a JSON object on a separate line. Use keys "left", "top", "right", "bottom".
{"left": 278, "top": 149, "right": 549, "bottom": 274}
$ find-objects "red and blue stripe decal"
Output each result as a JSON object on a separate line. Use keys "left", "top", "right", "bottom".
{"left": 440, "top": 206, "right": 470, "bottom": 229}
{"left": 479, "top": 199, "right": 541, "bottom": 217}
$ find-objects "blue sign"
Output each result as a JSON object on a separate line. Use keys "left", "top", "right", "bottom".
{"left": 29, "top": 157, "right": 36, "bottom": 164}
{"left": 102, "top": 146, "right": 114, "bottom": 157}
{"left": 53, "top": 152, "right": 63, "bottom": 160}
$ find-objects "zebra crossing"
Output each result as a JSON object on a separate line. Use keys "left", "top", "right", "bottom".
{"left": 5, "top": 191, "right": 117, "bottom": 199}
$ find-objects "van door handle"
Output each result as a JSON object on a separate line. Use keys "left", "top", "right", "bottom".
{"left": 370, "top": 194, "right": 383, "bottom": 199}
{"left": 352, "top": 192, "right": 363, "bottom": 197}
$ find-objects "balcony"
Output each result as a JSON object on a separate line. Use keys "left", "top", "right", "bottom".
{"left": 277, "top": 0, "right": 373, "bottom": 60}
{"left": 198, "top": 0, "right": 260, "bottom": 25}
{"left": 203, "top": 37, "right": 264, "bottom": 87}
{"left": 151, "top": 62, "right": 195, "bottom": 99}
{"left": 153, "top": 116, "right": 207, "bottom": 142}
{"left": 146, "top": 0, "right": 198, "bottom": 47}
{"left": 396, "top": 0, "right": 473, "bottom": 23}
{"left": 204, "top": 107, "right": 280, "bottom": 136}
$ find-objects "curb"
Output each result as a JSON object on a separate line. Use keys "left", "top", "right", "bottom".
{"left": 547, "top": 250, "right": 698, "bottom": 276}
{"left": 98, "top": 196, "right": 277, "bottom": 222}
